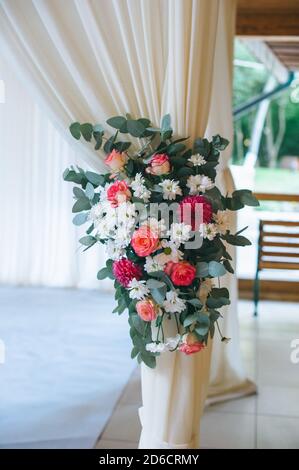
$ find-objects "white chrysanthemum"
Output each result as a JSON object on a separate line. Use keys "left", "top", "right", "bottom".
{"left": 146, "top": 335, "right": 182, "bottom": 353}
{"left": 143, "top": 217, "right": 166, "bottom": 237}
{"left": 186, "top": 174, "right": 214, "bottom": 194}
{"left": 128, "top": 279, "right": 150, "bottom": 300}
{"left": 201, "top": 223, "right": 218, "bottom": 240}
{"left": 200, "top": 175, "right": 215, "bottom": 192}
{"left": 188, "top": 154, "right": 206, "bottom": 166}
{"left": 165, "top": 334, "right": 181, "bottom": 350}
{"left": 89, "top": 202, "right": 103, "bottom": 222}
{"left": 159, "top": 179, "right": 182, "bottom": 201}
{"left": 131, "top": 173, "right": 151, "bottom": 202}
{"left": 163, "top": 290, "right": 186, "bottom": 314}
{"left": 213, "top": 210, "right": 230, "bottom": 234}
{"left": 168, "top": 222, "right": 192, "bottom": 245}
{"left": 159, "top": 240, "right": 184, "bottom": 262}
{"left": 106, "top": 240, "right": 125, "bottom": 260}
{"left": 131, "top": 172, "right": 145, "bottom": 190}
{"left": 144, "top": 256, "right": 165, "bottom": 273}
{"left": 146, "top": 342, "right": 168, "bottom": 353}
{"left": 115, "top": 226, "right": 134, "bottom": 247}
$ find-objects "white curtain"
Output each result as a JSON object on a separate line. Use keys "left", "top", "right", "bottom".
{"left": 0, "top": 59, "right": 110, "bottom": 288}
{"left": 0, "top": 0, "right": 245, "bottom": 448}
{"left": 205, "top": 1, "right": 256, "bottom": 403}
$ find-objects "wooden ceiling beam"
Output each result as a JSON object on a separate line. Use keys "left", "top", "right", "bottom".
{"left": 237, "top": 1, "right": 299, "bottom": 37}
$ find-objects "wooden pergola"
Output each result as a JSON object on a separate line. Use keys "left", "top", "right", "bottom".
{"left": 237, "top": 0, "right": 299, "bottom": 71}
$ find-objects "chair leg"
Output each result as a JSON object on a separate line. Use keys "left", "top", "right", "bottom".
{"left": 253, "top": 271, "right": 260, "bottom": 317}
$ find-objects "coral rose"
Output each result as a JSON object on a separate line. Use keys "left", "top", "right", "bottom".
{"left": 107, "top": 180, "right": 131, "bottom": 207}
{"left": 136, "top": 298, "right": 159, "bottom": 322}
{"left": 165, "top": 260, "right": 196, "bottom": 286}
{"left": 146, "top": 153, "right": 171, "bottom": 176}
{"left": 104, "top": 149, "right": 127, "bottom": 172}
{"left": 179, "top": 333, "right": 205, "bottom": 355}
{"left": 112, "top": 258, "right": 142, "bottom": 287}
{"left": 179, "top": 195, "right": 213, "bottom": 230}
{"left": 131, "top": 226, "right": 159, "bottom": 257}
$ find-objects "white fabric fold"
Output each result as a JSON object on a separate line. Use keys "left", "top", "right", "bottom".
{"left": 205, "top": 1, "right": 256, "bottom": 403}
{"left": 0, "top": 0, "right": 250, "bottom": 448}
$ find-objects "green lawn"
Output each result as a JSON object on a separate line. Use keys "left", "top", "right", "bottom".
{"left": 254, "top": 168, "right": 299, "bottom": 193}
{"left": 253, "top": 168, "right": 299, "bottom": 212}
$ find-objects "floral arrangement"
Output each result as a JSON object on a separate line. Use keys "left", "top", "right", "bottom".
{"left": 64, "top": 114, "right": 258, "bottom": 368}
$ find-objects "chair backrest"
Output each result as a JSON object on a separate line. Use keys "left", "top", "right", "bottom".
{"left": 257, "top": 220, "right": 299, "bottom": 271}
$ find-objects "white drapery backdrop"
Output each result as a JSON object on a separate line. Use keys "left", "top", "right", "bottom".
{"left": 0, "top": 0, "right": 254, "bottom": 448}
{"left": 205, "top": 0, "right": 256, "bottom": 403}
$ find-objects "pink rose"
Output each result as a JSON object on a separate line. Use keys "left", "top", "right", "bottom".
{"left": 131, "top": 226, "right": 159, "bottom": 257}
{"left": 107, "top": 180, "right": 131, "bottom": 207}
{"left": 179, "top": 333, "right": 205, "bottom": 355}
{"left": 164, "top": 261, "right": 196, "bottom": 286}
{"left": 136, "top": 299, "right": 159, "bottom": 322}
{"left": 104, "top": 149, "right": 127, "bottom": 172}
{"left": 146, "top": 153, "right": 171, "bottom": 176}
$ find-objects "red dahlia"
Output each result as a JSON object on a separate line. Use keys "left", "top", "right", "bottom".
{"left": 179, "top": 195, "right": 213, "bottom": 230}
{"left": 112, "top": 258, "right": 142, "bottom": 287}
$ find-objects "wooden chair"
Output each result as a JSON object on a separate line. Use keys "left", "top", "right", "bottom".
{"left": 254, "top": 220, "right": 299, "bottom": 316}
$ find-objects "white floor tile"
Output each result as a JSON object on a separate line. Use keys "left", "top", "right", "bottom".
{"left": 95, "top": 439, "right": 137, "bottom": 449}
{"left": 200, "top": 411, "right": 256, "bottom": 449}
{"left": 257, "top": 338, "right": 299, "bottom": 387}
{"left": 101, "top": 404, "right": 141, "bottom": 442}
{"left": 257, "top": 385, "right": 299, "bottom": 417}
{"left": 208, "top": 395, "right": 256, "bottom": 415}
{"left": 257, "top": 415, "right": 299, "bottom": 449}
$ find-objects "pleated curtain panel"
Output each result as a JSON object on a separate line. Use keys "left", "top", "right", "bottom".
{"left": 0, "top": 0, "right": 254, "bottom": 448}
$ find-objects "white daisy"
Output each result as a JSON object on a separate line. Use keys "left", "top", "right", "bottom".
{"left": 213, "top": 210, "right": 230, "bottom": 234}
{"left": 186, "top": 174, "right": 214, "bottom": 194}
{"left": 168, "top": 222, "right": 192, "bottom": 245}
{"left": 128, "top": 279, "right": 150, "bottom": 300}
{"left": 146, "top": 342, "right": 168, "bottom": 353}
{"left": 159, "top": 179, "right": 182, "bottom": 201}
{"left": 165, "top": 334, "right": 181, "bottom": 350}
{"left": 161, "top": 240, "right": 184, "bottom": 263}
{"left": 142, "top": 217, "right": 167, "bottom": 237}
{"left": 200, "top": 223, "right": 218, "bottom": 240}
{"left": 144, "top": 256, "right": 165, "bottom": 273}
{"left": 106, "top": 240, "right": 125, "bottom": 260}
{"left": 188, "top": 154, "right": 206, "bottom": 166}
{"left": 163, "top": 290, "right": 186, "bottom": 314}
{"left": 131, "top": 173, "right": 151, "bottom": 202}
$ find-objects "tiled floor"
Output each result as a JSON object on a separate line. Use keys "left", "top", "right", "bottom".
{"left": 95, "top": 300, "right": 299, "bottom": 449}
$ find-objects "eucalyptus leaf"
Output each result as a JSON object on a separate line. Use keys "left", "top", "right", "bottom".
{"left": 69, "top": 122, "right": 81, "bottom": 140}
{"left": 127, "top": 119, "right": 146, "bottom": 137}
{"left": 72, "top": 212, "right": 89, "bottom": 226}
{"left": 196, "top": 262, "right": 209, "bottom": 278}
{"left": 80, "top": 123, "right": 93, "bottom": 142}
{"left": 85, "top": 182, "right": 94, "bottom": 200}
{"left": 72, "top": 198, "right": 91, "bottom": 213}
{"left": 79, "top": 235, "right": 97, "bottom": 247}
{"left": 106, "top": 116, "right": 127, "bottom": 129}
{"left": 208, "top": 261, "right": 226, "bottom": 277}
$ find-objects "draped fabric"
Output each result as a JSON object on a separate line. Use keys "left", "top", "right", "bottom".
{"left": 205, "top": 2, "right": 256, "bottom": 403}
{"left": 0, "top": 0, "right": 241, "bottom": 448}
{"left": 0, "top": 59, "right": 110, "bottom": 288}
